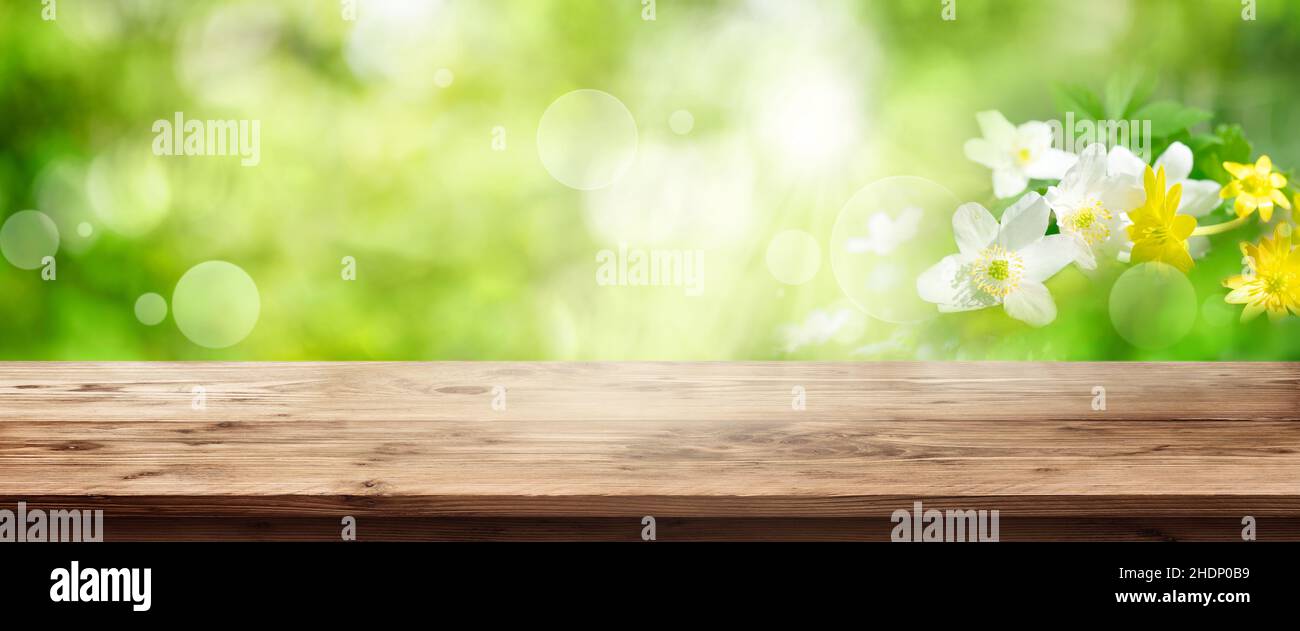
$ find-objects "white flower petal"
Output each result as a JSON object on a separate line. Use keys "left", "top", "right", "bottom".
{"left": 992, "top": 167, "right": 1029, "bottom": 199}
{"left": 963, "top": 138, "right": 1003, "bottom": 168}
{"left": 975, "top": 110, "right": 1015, "bottom": 146}
{"left": 1070, "top": 143, "right": 1109, "bottom": 189}
{"left": 1114, "top": 215, "right": 1135, "bottom": 261}
{"left": 997, "top": 192, "right": 1050, "bottom": 252}
{"left": 1099, "top": 175, "right": 1145, "bottom": 212}
{"left": 916, "top": 254, "right": 965, "bottom": 305}
{"left": 1177, "top": 179, "right": 1223, "bottom": 217}
{"left": 1106, "top": 144, "right": 1147, "bottom": 178}
{"left": 1023, "top": 148, "right": 1077, "bottom": 180}
{"left": 1071, "top": 238, "right": 1098, "bottom": 270}
{"left": 1016, "top": 121, "right": 1056, "bottom": 151}
{"left": 1003, "top": 281, "right": 1057, "bottom": 327}
{"left": 1043, "top": 185, "right": 1070, "bottom": 211}
{"left": 1155, "top": 141, "right": 1193, "bottom": 183}
{"left": 952, "top": 203, "right": 999, "bottom": 256}
{"left": 1019, "top": 233, "right": 1078, "bottom": 280}
{"left": 917, "top": 254, "right": 998, "bottom": 312}
{"left": 1188, "top": 235, "right": 1212, "bottom": 260}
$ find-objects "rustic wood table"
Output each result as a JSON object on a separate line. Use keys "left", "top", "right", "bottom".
{"left": 2, "top": 362, "right": 1297, "bottom": 541}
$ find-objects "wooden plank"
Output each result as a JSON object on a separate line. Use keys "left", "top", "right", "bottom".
{"left": 61, "top": 517, "right": 1300, "bottom": 542}
{"left": 5, "top": 420, "right": 1300, "bottom": 497}
{"left": 3, "top": 362, "right": 1296, "bottom": 422}
{"left": 2, "top": 362, "right": 1298, "bottom": 540}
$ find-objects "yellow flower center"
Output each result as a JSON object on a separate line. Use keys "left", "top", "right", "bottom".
{"left": 971, "top": 244, "right": 1025, "bottom": 298}
{"left": 1137, "top": 223, "right": 1175, "bottom": 245}
{"left": 987, "top": 259, "right": 1010, "bottom": 281}
{"left": 1242, "top": 174, "right": 1273, "bottom": 197}
{"left": 1064, "top": 199, "right": 1113, "bottom": 246}
{"left": 1016, "top": 148, "right": 1032, "bottom": 164}
{"left": 1263, "top": 271, "right": 1290, "bottom": 297}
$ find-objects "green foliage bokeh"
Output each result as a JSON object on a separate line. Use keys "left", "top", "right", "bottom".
{"left": 2, "top": 0, "right": 1299, "bottom": 360}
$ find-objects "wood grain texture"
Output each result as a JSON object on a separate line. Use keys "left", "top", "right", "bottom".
{"left": 60, "top": 517, "right": 1300, "bottom": 542}
{"left": 2, "top": 362, "right": 1298, "bottom": 540}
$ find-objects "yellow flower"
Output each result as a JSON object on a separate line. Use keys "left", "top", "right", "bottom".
{"left": 1220, "top": 155, "right": 1291, "bottom": 222}
{"left": 1223, "top": 224, "right": 1300, "bottom": 321}
{"left": 1127, "top": 166, "right": 1196, "bottom": 272}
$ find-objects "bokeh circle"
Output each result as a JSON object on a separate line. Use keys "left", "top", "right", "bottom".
{"left": 1109, "top": 262, "right": 1198, "bottom": 349}
{"left": 134, "top": 293, "right": 168, "bottom": 326}
{"left": 830, "top": 176, "right": 959, "bottom": 323}
{"left": 1, "top": 210, "right": 60, "bottom": 270}
{"left": 87, "top": 146, "right": 171, "bottom": 236}
{"left": 669, "top": 109, "right": 694, "bottom": 135}
{"left": 536, "top": 89, "right": 638, "bottom": 190}
{"left": 1201, "top": 293, "right": 1237, "bottom": 328}
{"left": 172, "top": 261, "right": 261, "bottom": 348}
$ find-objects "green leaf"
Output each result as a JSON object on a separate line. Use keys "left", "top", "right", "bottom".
{"left": 1193, "top": 124, "right": 1253, "bottom": 183}
{"left": 1051, "top": 83, "right": 1106, "bottom": 121}
{"left": 1215, "top": 124, "right": 1252, "bottom": 163}
{"left": 1104, "top": 70, "right": 1155, "bottom": 119}
{"left": 1127, "top": 75, "right": 1157, "bottom": 118}
{"left": 1134, "top": 100, "right": 1212, "bottom": 137}
{"left": 1193, "top": 152, "right": 1223, "bottom": 183}
{"left": 1186, "top": 133, "right": 1223, "bottom": 154}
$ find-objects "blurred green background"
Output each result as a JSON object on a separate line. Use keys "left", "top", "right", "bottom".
{"left": 2, "top": 0, "right": 1299, "bottom": 360}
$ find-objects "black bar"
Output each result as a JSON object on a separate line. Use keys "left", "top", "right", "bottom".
{"left": 0, "top": 542, "right": 1287, "bottom": 618}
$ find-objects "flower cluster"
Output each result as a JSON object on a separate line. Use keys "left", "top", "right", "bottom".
{"left": 919, "top": 107, "right": 1297, "bottom": 327}
{"left": 1224, "top": 223, "right": 1300, "bottom": 321}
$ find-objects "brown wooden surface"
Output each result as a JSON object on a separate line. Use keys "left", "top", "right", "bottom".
{"left": 2, "top": 362, "right": 1298, "bottom": 540}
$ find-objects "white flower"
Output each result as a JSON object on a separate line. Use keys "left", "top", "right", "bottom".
{"left": 1044, "top": 143, "right": 1144, "bottom": 270}
{"left": 964, "top": 111, "right": 1078, "bottom": 199}
{"left": 1108, "top": 141, "right": 1222, "bottom": 259}
{"left": 845, "top": 206, "right": 922, "bottom": 255}
{"left": 916, "top": 192, "right": 1074, "bottom": 327}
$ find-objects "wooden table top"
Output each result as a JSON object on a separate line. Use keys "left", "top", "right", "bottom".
{"left": 3, "top": 362, "right": 1298, "bottom": 540}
